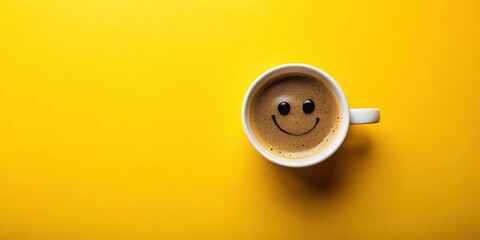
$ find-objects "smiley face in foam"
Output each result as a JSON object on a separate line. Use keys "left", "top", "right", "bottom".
{"left": 271, "top": 98, "right": 320, "bottom": 136}
{"left": 249, "top": 74, "right": 341, "bottom": 159}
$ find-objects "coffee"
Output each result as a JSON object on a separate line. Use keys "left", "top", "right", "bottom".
{"left": 249, "top": 74, "right": 341, "bottom": 159}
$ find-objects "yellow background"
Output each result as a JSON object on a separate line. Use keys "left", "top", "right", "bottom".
{"left": 1, "top": 0, "right": 479, "bottom": 239}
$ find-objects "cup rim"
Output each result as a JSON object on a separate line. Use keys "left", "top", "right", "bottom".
{"left": 241, "top": 63, "right": 350, "bottom": 167}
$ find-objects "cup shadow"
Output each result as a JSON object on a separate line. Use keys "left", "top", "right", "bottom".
{"left": 266, "top": 127, "right": 372, "bottom": 196}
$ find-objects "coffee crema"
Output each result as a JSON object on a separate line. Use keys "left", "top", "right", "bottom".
{"left": 249, "top": 74, "right": 341, "bottom": 159}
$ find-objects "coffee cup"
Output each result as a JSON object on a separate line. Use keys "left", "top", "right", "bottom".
{"left": 242, "top": 64, "right": 379, "bottom": 167}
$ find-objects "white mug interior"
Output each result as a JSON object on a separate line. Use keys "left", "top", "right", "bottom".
{"left": 242, "top": 64, "right": 350, "bottom": 167}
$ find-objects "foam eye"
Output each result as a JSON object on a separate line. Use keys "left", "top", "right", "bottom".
{"left": 278, "top": 102, "right": 290, "bottom": 115}
{"left": 303, "top": 99, "right": 315, "bottom": 114}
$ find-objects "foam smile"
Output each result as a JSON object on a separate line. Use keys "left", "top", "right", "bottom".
{"left": 271, "top": 115, "right": 320, "bottom": 136}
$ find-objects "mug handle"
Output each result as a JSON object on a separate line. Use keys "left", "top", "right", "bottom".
{"left": 349, "top": 108, "right": 380, "bottom": 124}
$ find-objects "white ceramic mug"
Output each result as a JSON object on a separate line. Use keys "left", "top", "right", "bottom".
{"left": 242, "top": 64, "right": 380, "bottom": 167}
